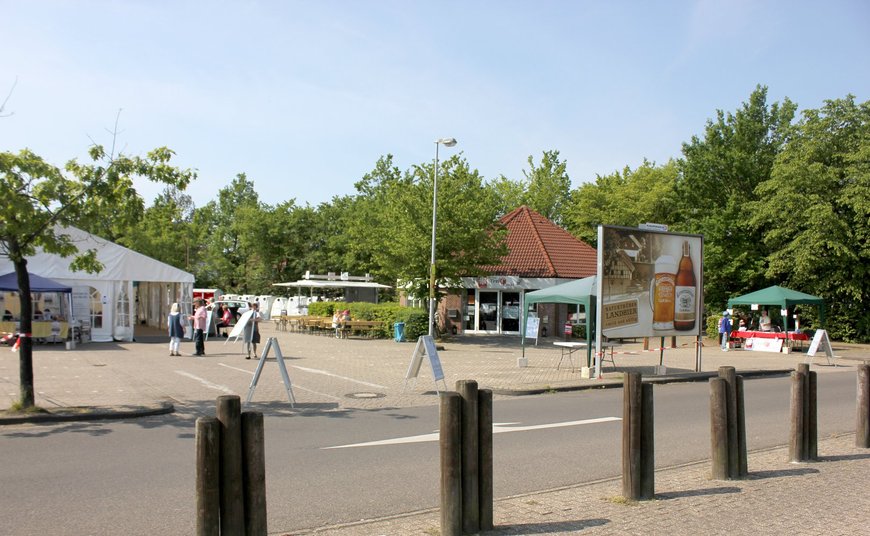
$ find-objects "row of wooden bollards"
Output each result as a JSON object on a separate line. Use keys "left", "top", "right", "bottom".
{"left": 196, "top": 395, "right": 267, "bottom": 536}
{"left": 619, "top": 363, "right": 870, "bottom": 504}
{"left": 440, "top": 380, "right": 494, "bottom": 536}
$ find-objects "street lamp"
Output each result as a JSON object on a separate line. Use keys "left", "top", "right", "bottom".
{"left": 429, "top": 137, "right": 457, "bottom": 337}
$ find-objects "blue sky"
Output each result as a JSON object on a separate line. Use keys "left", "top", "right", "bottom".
{"left": 2, "top": 1, "right": 868, "bottom": 209}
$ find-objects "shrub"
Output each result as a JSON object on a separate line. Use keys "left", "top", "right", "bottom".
{"left": 305, "top": 301, "right": 426, "bottom": 339}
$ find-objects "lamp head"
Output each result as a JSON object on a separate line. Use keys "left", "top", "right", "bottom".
{"left": 436, "top": 137, "right": 457, "bottom": 147}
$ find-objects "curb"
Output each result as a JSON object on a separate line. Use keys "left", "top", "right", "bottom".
{"left": 0, "top": 401, "right": 175, "bottom": 425}
{"left": 491, "top": 368, "right": 794, "bottom": 396}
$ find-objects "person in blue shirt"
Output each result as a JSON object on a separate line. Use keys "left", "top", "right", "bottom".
{"left": 718, "top": 311, "right": 732, "bottom": 351}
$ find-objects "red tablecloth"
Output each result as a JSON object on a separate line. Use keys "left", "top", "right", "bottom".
{"left": 729, "top": 330, "right": 808, "bottom": 341}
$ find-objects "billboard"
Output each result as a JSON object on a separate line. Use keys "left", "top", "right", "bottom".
{"left": 598, "top": 225, "right": 703, "bottom": 338}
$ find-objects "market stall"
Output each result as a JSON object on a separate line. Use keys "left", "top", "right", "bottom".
{"left": 726, "top": 285, "right": 824, "bottom": 351}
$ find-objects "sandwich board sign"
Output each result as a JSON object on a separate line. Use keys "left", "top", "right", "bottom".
{"left": 805, "top": 329, "right": 835, "bottom": 365}
{"left": 403, "top": 335, "right": 447, "bottom": 392}
{"left": 245, "top": 337, "right": 296, "bottom": 406}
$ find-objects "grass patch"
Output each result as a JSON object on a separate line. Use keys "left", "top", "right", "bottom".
{"left": 605, "top": 495, "right": 638, "bottom": 506}
{"left": 5, "top": 402, "right": 50, "bottom": 415}
{"left": 422, "top": 526, "right": 440, "bottom": 536}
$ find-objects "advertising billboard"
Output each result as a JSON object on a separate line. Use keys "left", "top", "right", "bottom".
{"left": 598, "top": 225, "right": 703, "bottom": 338}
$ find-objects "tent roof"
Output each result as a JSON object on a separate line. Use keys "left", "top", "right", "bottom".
{"left": 0, "top": 226, "right": 194, "bottom": 283}
{"left": 727, "top": 285, "right": 825, "bottom": 326}
{"left": 0, "top": 271, "right": 72, "bottom": 293}
{"left": 273, "top": 280, "right": 391, "bottom": 290}
{"left": 726, "top": 285, "right": 823, "bottom": 308}
{"left": 524, "top": 276, "right": 597, "bottom": 308}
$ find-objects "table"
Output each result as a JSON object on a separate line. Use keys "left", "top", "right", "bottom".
{"left": 553, "top": 341, "right": 621, "bottom": 372}
{"left": 729, "top": 330, "right": 809, "bottom": 350}
{"left": 0, "top": 321, "right": 69, "bottom": 343}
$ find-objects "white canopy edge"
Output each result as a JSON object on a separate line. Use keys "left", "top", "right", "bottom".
{"left": 273, "top": 280, "right": 391, "bottom": 289}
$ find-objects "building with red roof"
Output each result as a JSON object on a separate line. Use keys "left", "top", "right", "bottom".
{"left": 442, "top": 206, "right": 597, "bottom": 336}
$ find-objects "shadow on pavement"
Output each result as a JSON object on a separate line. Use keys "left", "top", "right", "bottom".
{"left": 491, "top": 518, "right": 610, "bottom": 534}
{"left": 750, "top": 467, "right": 820, "bottom": 479}
{"left": 656, "top": 486, "right": 741, "bottom": 500}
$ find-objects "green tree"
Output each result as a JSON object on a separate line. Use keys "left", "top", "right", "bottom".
{"left": 0, "top": 146, "right": 194, "bottom": 408}
{"left": 197, "top": 173, "right": 263, "bottom": 293}
{"left": 522, "top": 150, "right": 572, "bottom": 224}
{"left": 119, "top": 187, "right": 196, "bottom": 271}
{"left": 675, "top": 85, "right": 796, "bottom": 311}
{"left": 749, "top": 96, "right": 870, "bottom": 341}
{"left": 564, "top": 159, "right": 679, "bottom": 245}
{"left": 347, "top": 154, "right": 508, "bottom": 299}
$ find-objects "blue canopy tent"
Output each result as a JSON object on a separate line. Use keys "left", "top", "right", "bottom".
{"left": 0, "top": 271, "right": 73, "bottom": 321}
{"left": 0, "top": 272, "right": 73, "bottom": 294}
{"left": 522, "top": 276, "right": 597, "bottom": 364}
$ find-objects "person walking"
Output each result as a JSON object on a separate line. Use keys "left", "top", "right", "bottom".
{"left": 718, "top": 310, "right": 732, "bottom": 351}
{"left": 168, "top": 303, "right": 184, "bottom": 356}
{"left": 190, "top": 298, "right": 207, "bottom": 356}
{"left": 243, "top": 302, "right": 262, "bottom": 359}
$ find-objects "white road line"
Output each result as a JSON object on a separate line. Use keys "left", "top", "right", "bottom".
{"left": 216, "top": 363, "right": 341, "bottom": 401}
{"left": 322, "top": 416, "right": 622, "bottom": 450}
{"left": 175, "top": 371, "right": 236, "bottom": 394}
{"left": 291, "top": 365, "right": 387, "bottom": 389}
{"left": 219, "top": 363, "right": 253, "bottom": 374}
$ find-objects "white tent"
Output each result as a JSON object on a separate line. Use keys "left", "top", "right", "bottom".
{"left": 0, "top": 226, "right": 194, "bottom": 342}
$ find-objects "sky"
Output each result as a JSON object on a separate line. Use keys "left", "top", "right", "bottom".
{"left": 2, "top": 0, "right": 868, "bottom": 210}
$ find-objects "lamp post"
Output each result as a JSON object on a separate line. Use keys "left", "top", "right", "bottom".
{"left": 429, "top": 137, "right": 457, "bottom": 337}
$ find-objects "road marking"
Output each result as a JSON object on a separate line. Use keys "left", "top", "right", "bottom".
{"left": 219, "top": 363, "right": 253, "bottom": 374}
{"left": 291, "top": 365, "right": 387, "bottom": 389}
{"left": 217, "top": 363, "right": 341, "bottom": 401}
{"left": 322, "top": 417, "right": 622, "bottom": 449}
{"left": 176, "top": 371, "right": 235, "bottom": 394}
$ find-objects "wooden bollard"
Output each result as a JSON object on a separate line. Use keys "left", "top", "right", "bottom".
{"left": 217, "top": 395, "right": 245, "bottom": 535}
{"left": 456, "top": 380, "right": 480, "bottom": 534}
{"left": 789, "top": 371, "right": 806, "bottom": 462}
{"left": 622, "top": 372, "right": 642, "bottom": 499}
{"left": 440, "top": 392, "right": 462, "bottom": 536}
{"left": 718, "top": 367, "right": 739, "bottom": 478}
{"left": 196, "top": 417, "right": 220, "bottom": 536}
{"left": 478, "top": 389, "right": 494, "bottom": 531}
{"left": 640, "top": 382, "right": 655, "bottom": 499}
{"left": 710, "top": 378, "right": 729, "bottom": 480}
{"left": 242, "top": 412, "right": 267, "bottom": 536}
{"left": 858, "top": 364, "right": 870, "bottom": 448}
{"left": 736, "top": 376, "right": 748, "bottom": 477}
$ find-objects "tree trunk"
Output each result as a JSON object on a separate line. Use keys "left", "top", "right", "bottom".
{"left": 15, "top": 258, "right": 35, "bottom": 408}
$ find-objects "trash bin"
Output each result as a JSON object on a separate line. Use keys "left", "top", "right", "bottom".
{"left": 394, "top": 322, "right": 406, "bottom": 342}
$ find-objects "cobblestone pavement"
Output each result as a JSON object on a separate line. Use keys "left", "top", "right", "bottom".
{"left": 1, "top": 326, "right": 868, "bottom": 535}
{"left": 293, "top": 433, "right": 868, "bottom": 536}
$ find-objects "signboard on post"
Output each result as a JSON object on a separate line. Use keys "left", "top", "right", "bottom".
{"left": 596, "top": 225, "right": 705, "bottom": 378}
{"left": 403, "top": 335, "right": 447, "bottom": 392}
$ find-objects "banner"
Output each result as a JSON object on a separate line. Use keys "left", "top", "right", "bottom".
{"left": 599, "top": 226, "right": 703, "bottom": 338}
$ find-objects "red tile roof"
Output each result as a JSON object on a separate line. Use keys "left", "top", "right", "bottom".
{"left": 482, "top": 206, "right": 597, "bottom": 278}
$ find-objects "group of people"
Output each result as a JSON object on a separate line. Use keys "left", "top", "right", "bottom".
{"left": 167, "top": 299, "right": 262, "bottom": 358}
{"left": 718, "top": 308, "right": 775, "bottom": 350}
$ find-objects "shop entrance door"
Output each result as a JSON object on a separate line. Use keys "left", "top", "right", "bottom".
{"left": 479, "top": 291, "right": 499, "bottom": 333}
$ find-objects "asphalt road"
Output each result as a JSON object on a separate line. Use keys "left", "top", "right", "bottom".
{"left": 0, "top": 371, "right": 858, "bottom": 535}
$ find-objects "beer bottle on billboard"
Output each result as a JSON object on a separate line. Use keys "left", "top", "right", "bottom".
{"left": 674, "top": 240, "right": 696, "bottom": 331}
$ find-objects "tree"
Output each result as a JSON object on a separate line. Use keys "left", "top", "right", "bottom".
{"left": 749, "top": 96, "right": 870, "bottom": 341}
{"left": 674, "top": 85, "right": 796, "bottom": 311}
{"left": 0, "top": 146, "right": 194, "bottom": 408}
{"left": 522, "top": 150, "right": 572, "bottom": 224}
{"left": 564, "top": 159, "right": 679, "bottom": 245}
{"left": 115, "top": 187, "right": 196, "bottom": 271}
{"left": 346, "top": 154, "right": 508, "bottom": 299}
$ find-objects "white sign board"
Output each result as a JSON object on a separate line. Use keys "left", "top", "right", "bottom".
{"left": 745, "top": 337, "right": 783, "bottom": 353}
{"left": 806, "top": 329, "right": 834, "bottom": 363}
{"left": 525, "top": 316, "right": 540, "bottom": 343}
{"left": 404, "top": 335, "right": 446, "bottom": 392}
{"left": 227, "top": 310, "right": 254, "bottom": 341}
